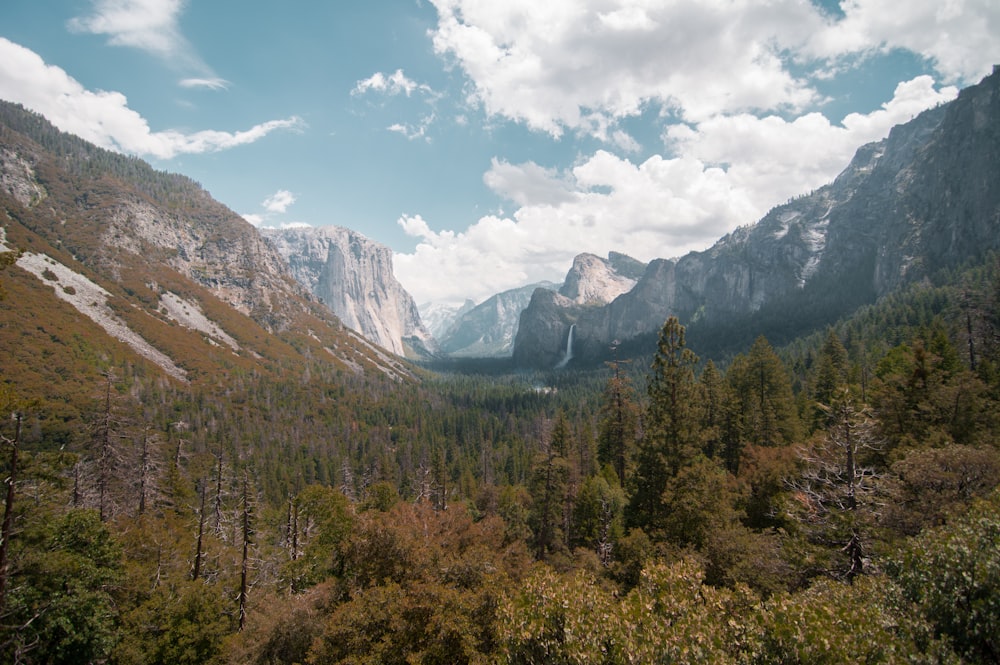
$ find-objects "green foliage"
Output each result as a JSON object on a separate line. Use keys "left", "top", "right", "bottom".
{"left": 883, "top": 444, "right": 1000, "bottom": 537}
{"left": 727, "top": 336, "right": 801, "bottom": 450}
{"left": 596, "top": 359, "right": 639, "bottom": 486}
{"left": 497, "top": 557, "right": 762, "bottom": 664}
{"left": 283, "top": 485, "right": 354, "bottom": 591}
{"left": 1, "top": 509, "right": 123, "bottom": 665}
{"left": 114, "top": 580, "right": 230, "bottom": 665}
{"left": 760, "top": 575, "right": 957, "bottom": 664}
{"left": 891, "top": 491, "right": 1000, "bottom": 664}
{"left": 628, "top": 317, "right": 702, "bottom": 535}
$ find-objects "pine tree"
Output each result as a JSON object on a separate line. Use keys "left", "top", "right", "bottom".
{"left": 597, "top": 354, "right": 639, "bottom": 487}
{"left": 728, "top": 336, "right": 800, "bottom": 450}
{"left": 628, "top": 317, "right": 702, "bottom": 535}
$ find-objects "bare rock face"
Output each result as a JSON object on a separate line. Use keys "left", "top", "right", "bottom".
{"left": 264, "top": 226, "right": 434, "bottom": 357}
{"left": 559, "top": 252, "right": 645, "bottom": 305}
{"left": 514, "top": 66, "right": 1000, "bottom": 368}
{"left": 436, "top": 282, "right": 557, "bottom": 357}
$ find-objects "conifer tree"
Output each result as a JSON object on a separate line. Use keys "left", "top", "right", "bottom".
{"left": 628, "top": 317, "right": 702, "bottom": 535}
{"left": 597, "top": 354, "right": 639, "bottom": 486}
{"left": 528, "top": 414, "right": 571, "bottom": 560}
{"left": 728, "top": 336, "right": 800, "bottom": 450}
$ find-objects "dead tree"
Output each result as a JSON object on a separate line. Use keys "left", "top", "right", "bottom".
{"left": 0, "top": 413, "right": 23, "bottom": 615}
{"left": 792, "top": 390, "right": 883, "bottom": 580}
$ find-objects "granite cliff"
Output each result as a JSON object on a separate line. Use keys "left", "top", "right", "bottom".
{"left": 514, "top": 67, "right": 1000, "bottom": 368}
{"left": 263, "top": 226, "right": 435, "bottom": 358}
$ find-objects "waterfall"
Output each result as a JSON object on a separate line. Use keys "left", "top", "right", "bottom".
{"left": 555, "top": 324, "right": 576, "bottom": 369}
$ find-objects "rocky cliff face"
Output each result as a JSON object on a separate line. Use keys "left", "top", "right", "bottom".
{"left": 263, "top": 226, "right": 434, "bottom": 358}
{"left": 514, "top": 67, "right": 1000, "bottom": 368}
{"left": 436, "top": 282, "right": 557, "bottom": 357}
{"left": 559, "top": 252, "right": 645, "bottom": 305}
{"left": 0, "top": 101, "right": 415, "bottom": 381}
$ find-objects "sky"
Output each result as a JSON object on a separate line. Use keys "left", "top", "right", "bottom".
{"left": 1, "top": 1, "right": 998, "bottom": 309}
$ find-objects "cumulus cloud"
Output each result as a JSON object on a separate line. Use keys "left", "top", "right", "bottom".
{"left": 395, "top": 75, "right": 958, "bottom": 306}
{"left": 665, "top": 75, "right": 959, "bottom": 214}
{"left": 263, "top": 189, "right": 296, "bottom": 214}
{"left": 426, "top": 0, "right": 997, "bottom": 145}
{"left": 353, "top": 69, "right": 433, "bottom": 97}
{"left": 428, "top": 0, "right": 825, "bottom": 136}
{"left": 0, "top": 38, "right": 302, "bottom": 159}
{"left": 806, "top": 0, "right": 1000, "bottom": 83}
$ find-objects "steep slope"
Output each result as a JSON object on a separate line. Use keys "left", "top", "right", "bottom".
{"left": 514, "top": 67, "right": 1000, "bottom": 367}
{"left": 0, "top": 101, "right": 414, "bottom": 386}
{"left": 421, "top": 299, "right": 476, "bottom": 341}
{"left": 436, "top": 282, "right": 558, "bottom": 357}
{"left": 559, "top": 252, "right": 646, "bottom": 305}
{"left": 263, "top": 226, "right": 435, "bottom": 358}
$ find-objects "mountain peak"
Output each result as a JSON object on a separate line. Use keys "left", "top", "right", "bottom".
{"left": 262, "top": 225, "right": 434, "bottom": 358}
{"left": 559, "top": 252, "right": 646, "bottom": 306}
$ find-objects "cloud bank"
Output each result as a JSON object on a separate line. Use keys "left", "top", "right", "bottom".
{"left": 0, "top": 38, "right": 301, "bottom": 160}
{"left": 395, "top": 0, "right": 990, "bottom": 306}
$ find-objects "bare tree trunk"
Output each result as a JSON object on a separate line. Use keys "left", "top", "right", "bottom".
{"left": 137, "top": 427, "right": 151, "bottom": 515}
{"left": 192, "top": 479, "right": 207, "bottom": 581}
{"left": 213, "top": 451, "right": 224, "bottom": 534}
{"left": 238, "top": 470, "right": 252, "bottom": 632}
{"left": 0, "top": 413, "right": 22, "bottom": 615}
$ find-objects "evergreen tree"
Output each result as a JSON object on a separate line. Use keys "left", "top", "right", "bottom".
{"left": 597, "top": 355, "right": 639, "bottom": 487}
{"left": 628, "top": 317, "right": 702, "bottom": 536}
{"left": 528, "top": 415, "right": 571, "bottom": 560}
{"left": 728, "top": 336, "right": 801, "bottom": 450}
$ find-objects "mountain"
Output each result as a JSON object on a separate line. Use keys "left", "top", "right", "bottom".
{"left": 0, "top": 100, "right": 414, "bottom": 389}
{"left": 421, "top": 299, "right": 476, "bottom": 341}
{"left": 262, "top": 226, "right": 435, "bottom": 358}
{"left": 431, "top": 252, "right": 644, "bottom": 360}
{"left": 559, "top": 251, "right": 646, "bottom": 305}
{"left": 435, "top": 282, "right": 557, "bottom": 357}
{"left": 513, "top": 66, "right": 1000, "bottom": 368}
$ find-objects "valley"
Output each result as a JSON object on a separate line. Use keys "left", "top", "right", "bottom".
{"left": 0, "top": 66, "right": 999, "bottom": 665}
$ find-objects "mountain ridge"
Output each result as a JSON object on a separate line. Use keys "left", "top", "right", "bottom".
{"left": 262, "top": 225, "right": 435, "bottom": 358}
{"left": 512, "top": 67, "right": 1000, "bottom": 368}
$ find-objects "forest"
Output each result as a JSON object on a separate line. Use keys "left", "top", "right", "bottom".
{"left": 1, "top": 249, "right": 1000, "bottom": 665}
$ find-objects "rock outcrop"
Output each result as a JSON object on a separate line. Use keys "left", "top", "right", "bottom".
{"left": 514, "top": 67, "right": 1000, "bottom": 368}
{"left": 264, "top": 226, "right": 434, "bottom": 358}
{"left": 436, "top": 282, "right": 558, "bottom": 357}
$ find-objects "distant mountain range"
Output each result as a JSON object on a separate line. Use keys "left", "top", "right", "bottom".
{"left": 3, "top": 65, "right": 998, "bottom": 375}
{"left": 512, "top": 65, "right": 1000, "bottom": 368}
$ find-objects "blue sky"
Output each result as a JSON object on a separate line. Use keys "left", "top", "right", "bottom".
{"left": 1, "top": 1, "right": 998, "bottom": 307}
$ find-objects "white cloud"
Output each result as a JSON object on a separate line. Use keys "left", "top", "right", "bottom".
{"left": 482, "top": 159, "right": 576, "bottom": 207}
{"left": 387, "top": 113, "right": 436, "bottom": 141}
{"left": 806, "top": 0, "right": 1000, "bottom": 83}
{"left": 263, "top": 189, "right": 296, "bottom": 214}
{"left": 0, "top": 38, "right": 302, "bottom": 159}
{"left": 68, "top": 0, "right": 187, "bottom": 58}
{"left": 67, "top": 0, "right": 224, "bottom": 81}
{"left": 353, "top": 69, "right": 433, "bottom": 97}
{"left": 428, "top": 0, "right": 825, "bottom": 137}
{"left": 665, "top": 75, "right": 959, "bottom": 214}
{"left": 179, "top": 77, "right": 231, "bottom": 90}
{"left": 242, "top": 213, "right": 264, "bottom": 226}
{"left": 427, "top": 0, "right": 998, "bottom": 146}
{"left": 395, "top": 75, "right": 958, "bottom": 306}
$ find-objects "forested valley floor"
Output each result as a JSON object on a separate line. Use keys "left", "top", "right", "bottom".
{"left": 2, "top": 258, "right": 1000, "bottom": 664}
